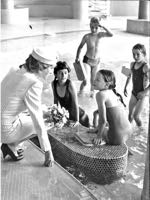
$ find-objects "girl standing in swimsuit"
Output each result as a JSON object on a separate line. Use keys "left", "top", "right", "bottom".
{"left": 75, "top": 17, "right": 113, "bottom": 98}
{"left": 124, "top": 44, "right": 149, "bottom": 127}
{"left": 90, "top": 69, "right": 131, "bottom": 145}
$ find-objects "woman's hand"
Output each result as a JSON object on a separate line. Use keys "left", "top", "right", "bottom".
{"left": 44, "top": 150, "right": 54, "bottom": 167}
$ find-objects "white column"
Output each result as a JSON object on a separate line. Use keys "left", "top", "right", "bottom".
{"left": 72, "top": 0, "right": 89, "bottom": 21}
{"left": 138, "top": 0, "right": 149, "bottom": 20}
{"left": 1, "top": 0, "right": 29, "bottom": 24}
{"left": 1, "top": 0, "right": 14, "bottom": 9}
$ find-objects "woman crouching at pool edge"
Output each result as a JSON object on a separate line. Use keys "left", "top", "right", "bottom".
{"left": 1, "top": 47, "right": 57, "bottom": 167}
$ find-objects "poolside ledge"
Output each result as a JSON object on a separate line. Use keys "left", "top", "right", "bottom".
{"left": 126, "top": 19, "right": 150, "bottom": 36}
{"left": 1, "top": 140, "right": 95, "bottom": 200}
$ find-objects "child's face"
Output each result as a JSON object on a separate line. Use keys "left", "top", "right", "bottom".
{"left": 132, "top": 49, "right": 145, "bottom": 63}
{"left": 56, "top": 69, "right": 69, "bottom": 84}
{"left": 90, "top": 23, "right": 99, "bottom": 34}
{"left": 93, "top": 72, "right": 107, "bottom": 91}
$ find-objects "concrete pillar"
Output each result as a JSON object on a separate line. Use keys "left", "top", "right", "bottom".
{"left": 127, "top": 0, "right": 150, "bottom": 35}
{"left": 141, "top": 125, "right": 149, "bottom": 200}
{"left": 72, "top": 0, "right": 89, "bottom": 21}
{"left": 1, "top": 0, "right": 29, "bottom": 24}
{"left": 138, "top": 0, "right": 149, "bottom": 19}
{"left": 1, "top": 0, "right": 14, "bottom": 9}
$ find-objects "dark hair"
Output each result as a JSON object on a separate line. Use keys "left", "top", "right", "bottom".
{"left": 99, "top": 69, "right": 126, "bottom": 107}
{"left": 23, "top": 55, "right": 44, "bottom": 73}
{"left": 90, "top": 17, "right": 99, "bottom": 25}
{"left": 54, "top": 61, "right": 71, "bottom": 76}
{"left": 132, "top": 43, "right": 146, "bottom": 56}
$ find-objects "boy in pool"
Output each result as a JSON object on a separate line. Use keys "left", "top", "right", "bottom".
{"left": 75, "top": 17, "right": 113, "bottom": 97}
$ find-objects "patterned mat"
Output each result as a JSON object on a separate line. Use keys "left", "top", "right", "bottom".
{"left": 47, "top": 126, "right": 128, "bottom": 184}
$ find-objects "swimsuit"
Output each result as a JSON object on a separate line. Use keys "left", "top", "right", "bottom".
{"left": 131, "top": 62, "right": 145, "bottom": 99}
{"left": 53, "top": 79, "right": 73, "bottom": 118}
{"left": 83, "top": 55, "right": 100, "bottom": 67}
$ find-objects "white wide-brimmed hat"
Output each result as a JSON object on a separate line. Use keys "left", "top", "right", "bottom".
{"left": 31, "top": 46, "right": 57, "bottom": 65}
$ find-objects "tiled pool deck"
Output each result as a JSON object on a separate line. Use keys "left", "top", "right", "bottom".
{"left": 1, "top": 140, "right": 97, "bottom": 200}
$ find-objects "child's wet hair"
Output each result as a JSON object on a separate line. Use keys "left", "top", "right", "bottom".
{"left": 90, "top": 17, "right": 99, "bottom": 25}
{"left": 132, "top": 43, "right": 146, "bottom": 56}
{"left": 99, "top": 69, "right": 126, "bottom": 107}
{"left": 54, "top": 61, "right": 71, "bottom": 76}
{"left": 99, "top": 69, "right": 116, "bottom": 89}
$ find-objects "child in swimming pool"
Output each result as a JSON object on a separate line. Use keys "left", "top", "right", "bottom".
{"left": 51, "top": 61, "right": 90, "bottom": 128}
{"left": 124, "top": 44, "right": 149, "bottom": 127}
{"left": 75, "top": 17, "right": 113, "bottom": 97}
{"left": 90, "top": 69, "right": 131, "bottom": 145}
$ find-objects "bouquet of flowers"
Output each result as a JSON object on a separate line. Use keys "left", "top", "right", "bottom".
{"left": 43, "top": 104, "right": 69, "bottom": 128}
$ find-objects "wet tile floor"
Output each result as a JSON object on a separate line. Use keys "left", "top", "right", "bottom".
{"left": 1, "top": 140, "right": 96, "bottom": 200}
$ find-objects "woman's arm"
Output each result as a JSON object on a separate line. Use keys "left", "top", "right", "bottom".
{"left": 24, "top": 81, "right": 51, "bottom": 152}
{"left": 24, "top": 81, "right": 54, "bottom": 166}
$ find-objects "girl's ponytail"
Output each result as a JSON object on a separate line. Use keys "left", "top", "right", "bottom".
{"left": 112, "top": 88, "right": 126, "bottom": 107}
{"left": 99, "top": 69, "right": 126, "bottom": 107}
